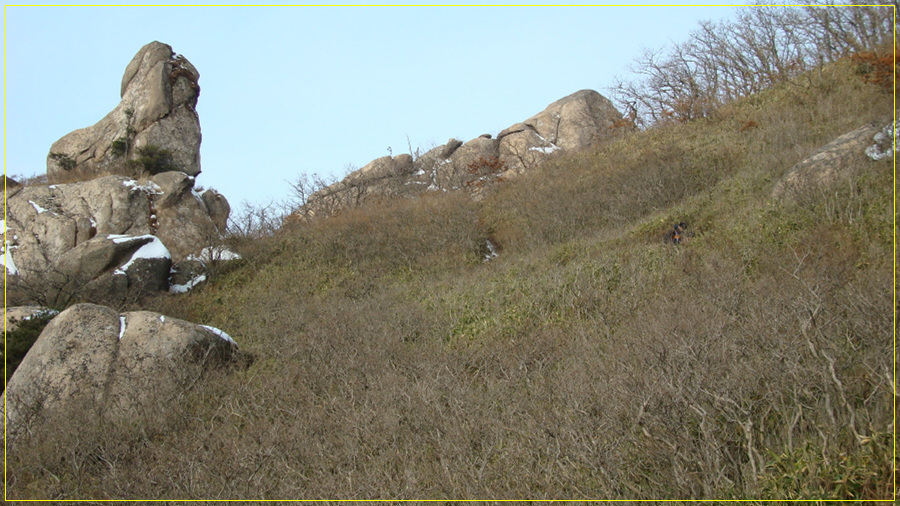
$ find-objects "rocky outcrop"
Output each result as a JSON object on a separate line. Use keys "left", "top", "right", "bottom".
{"left": 5, "top": 41, "right": 231, "bottom": 304}
{"left": 300, "top": 89, "right": 623, "bottom": 218}
{"left": 3, "top": 174, "right": 228, "bottom": 305}
{"left": 52, "top": 233, "right": 172, "bottom": 302}
{"left": 3, "top": 303, "right": 241, "bottom": 439}
{"left": 46, "top": 41, "right": 201, "bottom": 183}
{"left": 773, "top": 118, "right": 892, "bottom": 199}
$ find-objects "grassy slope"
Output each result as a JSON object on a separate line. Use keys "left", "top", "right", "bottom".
{"left": 7, "top": 60, "right": 894, "bottom": 501}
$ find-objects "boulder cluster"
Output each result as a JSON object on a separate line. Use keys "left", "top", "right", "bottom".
{"left": 4, "top": 42, "right": 242, "bottom": 441}
{"left": 301, "top": 89, "right": 624, "bottom": 218}
{"left": 4, "top": 42, "right": 230, "bottom": 307}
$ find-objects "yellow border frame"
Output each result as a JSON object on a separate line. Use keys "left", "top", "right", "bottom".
{"left": 2, "top": 2, "right": 896, "bottom": 503}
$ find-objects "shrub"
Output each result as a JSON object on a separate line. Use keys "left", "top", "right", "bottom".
{"left": 850, "top": 46, "right": 898, "bottom": 92}
{"left": 127, "top": 145, "right": 179, "bottom": 175}
{"left": 4, "top": 311, "right": 55, "bottom": 387}
{"left": 110, "top": 137, "right": 129, "bottom": 157}
{"left": 48, "top": 152, "right": 76, "bottom": 171}
{"left": 464, "top": 156, "right": 507, "bottom": 188}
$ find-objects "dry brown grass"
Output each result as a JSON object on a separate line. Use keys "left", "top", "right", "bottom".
{"left": 5, "top": 58, "right": 894, "bottom": 501}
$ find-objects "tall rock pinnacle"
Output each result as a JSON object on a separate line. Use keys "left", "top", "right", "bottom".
{"left": 47, "top": 41, "right": 202, "bottom": 183}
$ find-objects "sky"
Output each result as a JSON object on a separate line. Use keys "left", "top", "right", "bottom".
{"left": 4, "top": 2, "right": 747, "bottom": 210}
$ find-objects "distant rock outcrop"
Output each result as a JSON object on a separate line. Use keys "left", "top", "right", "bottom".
{"left": 300, "top": 89, "right": 623, "bottom": 218}
{"left": 3, "top": 303, "right": 241, "bottom": 440}
{"left": 46, "top": 41, "right": 202, "bottom": 183}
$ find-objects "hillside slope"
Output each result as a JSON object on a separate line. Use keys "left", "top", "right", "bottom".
{"left": 6, "top": 59, "right": 894, "bottom": 501}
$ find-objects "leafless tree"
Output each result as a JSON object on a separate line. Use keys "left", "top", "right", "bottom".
{"left": 611, "top": 1, "right": 894, "bottom": 127}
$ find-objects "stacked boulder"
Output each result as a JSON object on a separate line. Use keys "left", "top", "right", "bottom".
{"left": 4, "top": 42, "right": 230, "bottom": 306}
{"left": 47, "top": 41, "right": 202, "bottom": 182}
{"left": 3, "top": 42, "right": 245, "bottom": 445}
{"left": 302, "top": 89, "right": 623, "bottom": 217}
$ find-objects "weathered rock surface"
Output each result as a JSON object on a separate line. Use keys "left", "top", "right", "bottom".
{"left": 53, "top": 234, "right": 172, "bottom": 301}
{"left": 3, "top": 174, "right": 228, "bottom": 305}
{"left": 773, "top": 118, "right": 891, "bottom": 199}
{"left": 300, "top": 89, "right": 623, "bottom": 218}
{"left": 3, "top": 303, "right": 240, "bottom": 439}
{"left": 47, "top": 41, "right": 201, "bottom": 183}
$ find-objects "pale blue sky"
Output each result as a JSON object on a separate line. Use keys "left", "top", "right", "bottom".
{"left": 5, "top": 2, "right": 745, "bottom": 208}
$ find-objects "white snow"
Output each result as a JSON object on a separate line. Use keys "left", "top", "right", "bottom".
{"left": 186, "top": 246, "right": 241, "bottom": 263}
{"left": 122, "top": 179, "right": 162, "bottom": 194}
{"left": 200, "top": 324, "right": 237, "bottom": 345}
{"left": 112, "top": 235, "right": 172, "bottom": 275}
{"left": 28, "top": 200, "right": 50, "bottom": 214}
{"left": 529, "top": 144, "right": 561, "bottom": 154}
{"left": 866, "top": 121, "right": 897, "bottom": 161}
{"left": 160, "top": 315, "right": 166, "bottom": 323}
{"left": 118, "top": 316, "right": 127, "bottom": 340}
{"left": 21, "top": 308, "right": 59, "bottom": 321}
{"left": 1, "top": 220, "right": 5, "bottom": 234}
{"left": 483, "top": 239, "right": 500, "bottom": 262}
{"left": 169, "top": 274, "right": 207, "bottom": 294}
{"left": 1, "top": 241, "right": 18, "bottom": 275}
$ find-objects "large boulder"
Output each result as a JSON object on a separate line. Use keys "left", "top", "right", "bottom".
{"left": 150, "top": 171, "right": 226, "bottom": 251}
{"left": 304, "top": 154, "right": 419, "bottom": 217}
{"left": 46, "top": 41, "right": 202, "bottom": 183}
{"left": 3, "top": 303, "right": 241, "bottom": 440}
{"left": 348, "top": 154, "right": 416, "bottom": 182}
{"left": 55, "top": 234, "right": 172, "bottom": 302}
{"left": 201, "top": 188, "right": 231, "bottom": 234}
{"left": 498, "top": 89, "right": 621, "bottom": 172}
{"left": 773, "top": 120, "right": 889, "bottom": 199}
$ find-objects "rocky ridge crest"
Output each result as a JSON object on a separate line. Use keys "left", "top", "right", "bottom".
{"left": 300, "top": 89, "right": 624, "bottom": 218}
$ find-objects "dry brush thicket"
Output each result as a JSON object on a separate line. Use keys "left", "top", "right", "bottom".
{"left": 611, "top": 1, "right": 895, "bottom": 125}
{"left": 6, "top": 10, "right": 897, "bottom": 503}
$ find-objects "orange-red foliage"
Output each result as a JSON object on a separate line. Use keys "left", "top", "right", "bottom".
{"left": 850, "top": 47, "right": 898, "bottom": 92}
{"left": 739, "top": 120, "right": 759, "bottom": 133}
{"left": 465, "top": 156, "right": 506, "bottom": 188}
